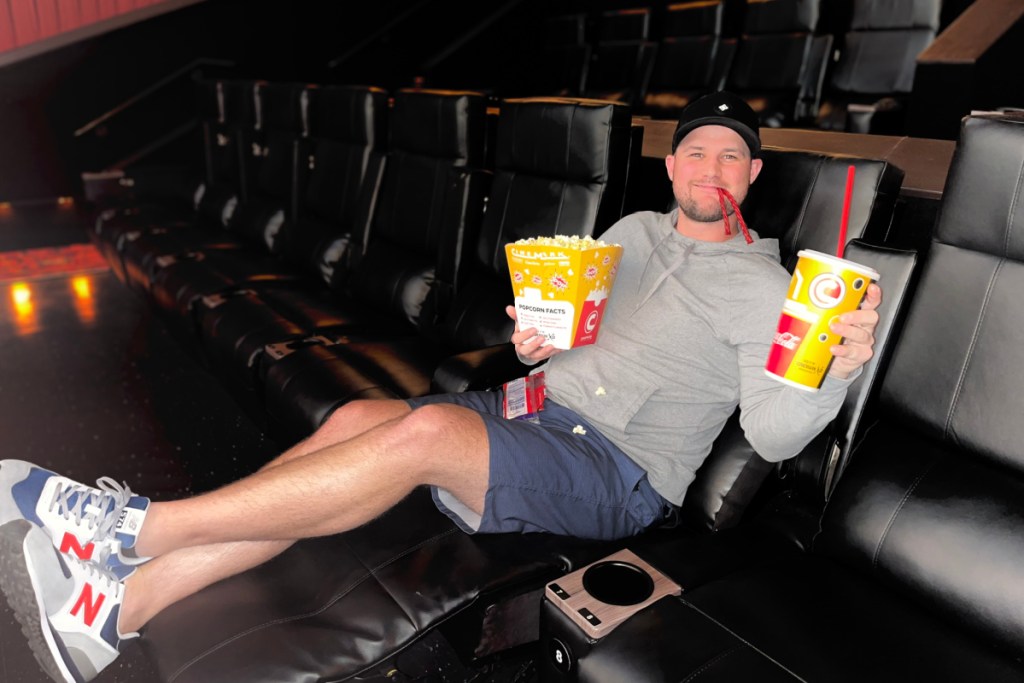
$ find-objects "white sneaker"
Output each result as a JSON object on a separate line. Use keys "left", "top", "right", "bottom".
{"left": 0, "top": 519, "right": 138, "bottom": 682}
{"left": 0, "top": 460, "right": 150, "bottom": 580}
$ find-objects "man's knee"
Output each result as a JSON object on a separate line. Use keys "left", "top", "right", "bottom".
{"left": 400, "top": 404, "right": 488, "bottom": 448}
{"left": 320, "top": 398, "right": 409, "bottom": 433}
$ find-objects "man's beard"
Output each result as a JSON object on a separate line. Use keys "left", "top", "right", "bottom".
{"left": 678, "top": 193, "right": 735, "bottom": 223}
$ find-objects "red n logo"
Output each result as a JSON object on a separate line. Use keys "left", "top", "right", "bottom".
{"left": 71, "top": 583, "right": 106, "bottom": 627}
{"left": 59, "top": 533, "right": 95, "bottom": 561}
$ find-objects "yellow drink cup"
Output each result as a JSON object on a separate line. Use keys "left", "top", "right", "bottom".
{"left": 765, "top": 249, "right": 879, "bottom": 391}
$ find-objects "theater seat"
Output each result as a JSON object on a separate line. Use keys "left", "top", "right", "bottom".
{"left": 727, "top": 0, "right": 833, "bottom": 127}
{"left": 92, "top": 78, "right": 257, "bottom": 285}
{"left": 640, "top": 0, "right": 734, "bottom": 119}
{"left": 817, "top": 0, "right": 942, "bottom": 134}
{"left": 139, "top": 142, "right": 908, "bottom": 683}
{"left": 539, "top": 113, "right": 1024, "bottom": 682}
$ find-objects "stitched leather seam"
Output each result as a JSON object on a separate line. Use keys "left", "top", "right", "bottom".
{"left": 681, "top": 600, "right": 808, "bottom": 682}
{"left": 680, "top": 643, "right": 746, "bottom": 682}
{"left": 871, "top": 458, "right": 936, "bottom": 569}
{"left": 944, "top": 258, "right": 1003, "bottom": 440}
{"left": 1004, "top": 154, "right": 1024, "bottom": 256}
{"left": 167, "top": 527, "right": 460, "bottom": 681}
{"left": 556, "top": 106, "right": 576, "bottom": 229}
{"left": 787, "top": 158, "right": 819, "bottom": 260}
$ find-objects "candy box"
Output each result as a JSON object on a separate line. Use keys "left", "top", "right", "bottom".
{"left": 505, "top": 235, "right": 623, "bottom": 349}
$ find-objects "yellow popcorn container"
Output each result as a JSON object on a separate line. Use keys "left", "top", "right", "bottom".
{"left": 505, "top": 236, "right": 624, "bottom": 349}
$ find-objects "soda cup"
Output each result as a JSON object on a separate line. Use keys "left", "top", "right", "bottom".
{"left": 765, "top": 249, "right": 879, "bottom": 391}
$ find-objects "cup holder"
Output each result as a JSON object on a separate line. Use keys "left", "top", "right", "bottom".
{"left": 582, "top": 561, "right": 654, "bottom": 606}
{"left": 545, "top": 549, "right": 682, "bottom": 639}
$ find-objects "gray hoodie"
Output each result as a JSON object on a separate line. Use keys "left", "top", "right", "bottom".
{"left": 544, "top": 210, "right": 852, "bottom": 506}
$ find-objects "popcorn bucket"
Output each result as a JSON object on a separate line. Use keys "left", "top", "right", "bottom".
{"left": 505, "top": 236, "right": 624, "bottom": 349}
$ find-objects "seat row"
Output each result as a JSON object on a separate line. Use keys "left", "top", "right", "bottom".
{"left": 91, "top": 82, "right": 638, "bottom": 442}
{"left": 538, "top": 0, "right": 941, "bottom": 134}
{"left": 84, "top": 78, "right": 949, "bottom": 680}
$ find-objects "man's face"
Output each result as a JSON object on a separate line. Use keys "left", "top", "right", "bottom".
{"left": 665, "top": 125, "right": 763, "bottom": 226}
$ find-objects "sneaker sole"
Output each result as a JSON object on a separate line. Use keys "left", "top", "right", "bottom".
{"left": 0, "top": 519, "right": 78, "bottom": 683}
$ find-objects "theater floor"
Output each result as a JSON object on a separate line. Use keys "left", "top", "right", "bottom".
{"left": 0, "top": 204, "right": 281, "bottom": 682}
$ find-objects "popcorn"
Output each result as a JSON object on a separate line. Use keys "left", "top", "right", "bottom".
{"left": 514, "top": 235, "right": 616, "bottom": 249}
{"left": 572, "top": 425, "right": 587, "bottom": 435}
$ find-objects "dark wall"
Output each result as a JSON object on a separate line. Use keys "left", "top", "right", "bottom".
{"left": 0, "top": 0, "right": 492, "bottom": 202}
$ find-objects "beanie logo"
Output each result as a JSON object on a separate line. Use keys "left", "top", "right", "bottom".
{"left": 718, "top": 104, "right": 730, "bottom": 111}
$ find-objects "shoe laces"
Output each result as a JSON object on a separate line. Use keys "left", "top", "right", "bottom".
{"left": 67, "top": 552, "right": 124, "bottom": 599}
{"left": 48, "top": 476, "right": 135, "bottom": 543}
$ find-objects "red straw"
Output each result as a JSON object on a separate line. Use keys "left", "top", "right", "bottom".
{"left": 837, "top": 165, "right": 855, "bottom": 259}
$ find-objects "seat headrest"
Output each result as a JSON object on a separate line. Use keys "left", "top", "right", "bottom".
{"left": 851, "top": 0, "right": 941, "bottom": 31}
{"left": 219, "top": 79, "right": 258, "bottom": 127}
{"left": 935, "top": 114, "right": 1024, "bottom": 261}
{"left": 310, "top": 85, "right": 388, "bottom": 147}
{"left": 256, "top": 82, "right": 307, "bottom": 134}
{"left": 743, "top": 149, "right": 904, "bottom": 267}
{"left": 664, "top": 1, "right": 724, "bottom": 38}
{"left": 390, "top": 89, "right": 487, "bottom": 165}
{"left": 495, "top": 98, "right": 632, "bottom": 183}
{"left": 742, "top": 0, "right": 820, "bottom": 34}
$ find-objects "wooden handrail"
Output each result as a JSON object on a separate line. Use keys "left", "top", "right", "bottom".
{"left": 918, "top": 0, "right": 1024, "bottom": 64}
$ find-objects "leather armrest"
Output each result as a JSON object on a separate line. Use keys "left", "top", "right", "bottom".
{"left": 431, "top": 344, "right": 531, "bottom": 394}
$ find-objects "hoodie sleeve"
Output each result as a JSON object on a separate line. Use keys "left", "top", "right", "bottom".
{"left": 732, "top": 265, "right": 854, "bottom": 462}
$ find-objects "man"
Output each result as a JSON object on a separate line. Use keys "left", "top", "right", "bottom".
{"left": 0, "top": 92, "right": 880, "bottom": 683}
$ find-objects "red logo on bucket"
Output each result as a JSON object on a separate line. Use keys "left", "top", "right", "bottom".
{"left": 573, "top": 298, "right": 606, "bottom": 347}
{"left": 766, "top": 314, "right": 811, "bottom": 376}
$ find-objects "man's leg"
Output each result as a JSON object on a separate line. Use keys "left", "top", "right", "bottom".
{"left": 117, "top": 398, "right": 414, "bottom": 631}
{"left": 118, "top": 401, "right": 490, "bottom": 632}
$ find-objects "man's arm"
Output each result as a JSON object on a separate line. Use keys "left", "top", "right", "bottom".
{"left": 737, "top": 284, "right": 882, "bottom": 461}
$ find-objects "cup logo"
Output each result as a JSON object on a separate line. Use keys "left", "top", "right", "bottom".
{"left": 584, "top": 310, "right": 600, "bottom": 333}
{"left": 808, "top": 273, "right": 846, "bottom": 309}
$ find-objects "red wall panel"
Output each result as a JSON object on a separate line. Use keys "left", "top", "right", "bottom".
{"left": 57, "top": 0, "right": 83, "bottom": 32}
{"left": 36, "top": 0, "right": 60, "bottom": 38}
{"left": 0, "top": 1, "right": 17, "bottom": 53}
{"left": 1, "top": 0, "right": 183, "bottom": 55}
{"left": 78, "top": 0, "right": 99, "bottom": 24}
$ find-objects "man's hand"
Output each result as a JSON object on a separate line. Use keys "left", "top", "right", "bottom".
{"left": 507, "top": 306, "right": 563, "bottom": 364}
{"left": 828, "top": 283, "right": 882, "bottom": 379}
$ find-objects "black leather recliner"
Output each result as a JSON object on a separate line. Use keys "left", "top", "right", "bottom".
{"left": 539, "top": 113, "right": 1024, "bottom": 682}
{"left": 142, "top": 81, "right": 313, "bottom": 322}
{"left": 91, "top": 78, "right": 257, "bottom": 285}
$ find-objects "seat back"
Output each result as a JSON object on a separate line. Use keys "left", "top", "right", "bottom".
{"left": 344, "top": 89, "right": 487, "bottom": 332}
{"left": 816, "top": 113, "right": 1024, "bottom": 656}
{"left": 538, "top": 13, "right": 592, "bottom": 97}
{"left": 642, "top": 0, "right": 729, "bottom": 118}
{"left": 429, "top": 97, "right": 636, "bottom": 356}
{"left": 195, "top": 78, "right": 258, "bottom": 225}
{"left": 819, "top": 0, "right": 941, "bottom": 134}
{"left": 727, "top": 0, "right": 832, "bottom": 126}
{"left": 227, "top": 81, "right": 309, "bottom": 255}
{"left": 583, "top": 8, "right": 656, "bottom": 106}
{"left": 681, "top": 148, "right": 906, "bottom": 531}
{"left": 283, "top": 85, "right": 388, "bottom": 289}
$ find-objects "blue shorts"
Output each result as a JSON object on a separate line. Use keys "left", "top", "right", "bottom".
{"left": 405, "top": 390, "right": 673, "bottom": 540}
